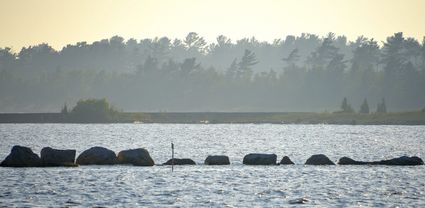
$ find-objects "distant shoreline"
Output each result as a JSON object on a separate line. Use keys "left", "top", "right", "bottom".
{"left": 1, "top": 112, "right": 425, "bottom": 125}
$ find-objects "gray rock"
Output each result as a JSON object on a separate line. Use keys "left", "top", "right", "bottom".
{"left": 243, "top": 153, "right": 277, "bottom": 165}
{"left": 279, "top": 156, "right": 295, "bottom": 165}
{"left": 41, "top": 147, "right": 77, "bottom": 167}
{"left": 0, "top": 145, "right": 41, "bottom": 167}
{"left": 204, "top": 155, "right": 230, "bottom": 165}
{"left": 337, "top": 157, "right": 368, "bottom": 165}
{"left": 305, "top": 154, "right": 335, "bottom": 165}
{"left": 163, "top": 158, "right": 196, "bottom": 165}
{"left": 289, "top": 198, "right": 309, "bottom": 204}
{"left": 76, "top": 146, "right": 117, "bottom": 165}
{"left": 338, "top": 156, "right": 424, "bottom": 166}
{"left": 117, "top": 148, "right": 154, "bottom": 166}
{"left": 377, "top": 156, "right": 423, "bottom": 166}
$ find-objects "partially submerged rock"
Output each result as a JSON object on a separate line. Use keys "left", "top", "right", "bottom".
{"left": 163, "top": 158, "right": 196, "bottom": 165}
{"left": 377, "top": 156, "right": 424, "bottom": 166}
{"left": 305, "top": 154, "right": 335, "bottom": 165}
{"left": 204, "top": 155, "right": 230, "bottom": 165}
{"left": 117, "top": 148, "right": 154, "bottom": 166}
{"left": 41, "top": 147, "right": 77, "bottom": 167}
{"left": 76, "top": 146, "right": 117, "bottom": 165}
{"left": 289, "top": 197, "right": 309, "bottom": 204}
{"left": 0, "top": 145, "right": 41, "bottom": 167}
{"left": 338, "top": 156, "right": 424, "bottom": 166}
{"left": 337, "top": 156, "right": 368, "bottom": 165}
{"left": 243, "top": 153, "right": 277, "bottom": 165}
{"left": 279, "top": 156, "right": 295, "bottom": 165}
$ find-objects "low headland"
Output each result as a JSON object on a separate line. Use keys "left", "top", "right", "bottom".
{"left": 0, "top": 98, "right": 424, "bottom": 125}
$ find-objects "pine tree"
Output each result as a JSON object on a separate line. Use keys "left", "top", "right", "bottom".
{"left": 237, "top": 49, "right": 258, "bottom": 80}
{"left": 376, "top": 98, "right": 387, "bottom": 113}
{"left": 341, "top": 97, "right": 354, "bottom": 113}
{"left": 359, "top": 99, "right": 369, "bottom": 114}
{"left": 61, "top": 103, "right": 68, "bottom": 114}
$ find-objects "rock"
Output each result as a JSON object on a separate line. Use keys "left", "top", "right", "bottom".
{"left": 0, "top": 145, "right": 41, "bottom": 167}
{"left": 374, "top": 156, "right": 424, "bottom": 166}
{"left": 338, "top": 156, "right": 424, "bottom": 166}
{"left": 117, "top": 148, "right": 154, "bottom": 166}
{"left": 204, "top": 155, "right": 230, "bottom": 165}
{"left": 243, "top": 153, "right": 277, "bottom": 165}
{"left": 41, "top": 147, "right": 77, "bottom": 167}
{"left": 305, "top": 154, "right": 335, "bottom": 165}
{"left": 289, "top": 198, "right": 309, "bottom": 204}
{"left": 279, "top": 156, "right": 295, "bottom": 165}
{"left": 337, "top": 157, "right": 367, "bottom": 165}
{"left": 76, "top": 147, "right": 117, "bottom": 165}
{"left": 163, "top": 158, "right": 196, "bottom": 165}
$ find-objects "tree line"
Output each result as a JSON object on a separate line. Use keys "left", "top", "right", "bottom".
{"left": 338, "top": 97, "right": 386, "bottom": 114}
{"left": 0, "top": 32, "right": 424, "bottom": 112}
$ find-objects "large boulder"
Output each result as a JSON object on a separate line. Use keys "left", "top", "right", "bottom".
{"left": 338, "top": 156, "right": 424, "bottom": 166}
{"left": 337, "top": 157, "right": 367, "bottom": 165}
{"left": 279, "top": 156, "right": 295, "bottom": 165}
{"left": 76, "top": 147, "right": 117, "bottom": 165}
{"left": 305, "top": 154, "right": 335, "bottom": 165}
{"left": 41, "top": 147, "right": 77, "bottom": 167}
{"left": 163, "top": 158, "right": 196, "bottom": 165}
{"left": 0, "top": 145, "right": 41, "bottom": 167}
{"left": 204, "top": 155, "right": 230, "bottom": 165}
{"left": 376, "top": 156, "right": 424, "bottom": 166}
{"left": 243, "top": 153, "right": 277, "bottom": 165}
{"left": 117, "top": 148, "right": 154, "bottom": 166}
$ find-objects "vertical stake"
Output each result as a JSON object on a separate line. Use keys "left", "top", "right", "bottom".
{"left": 171, "top": 142, "right": 174, "bottom": 172}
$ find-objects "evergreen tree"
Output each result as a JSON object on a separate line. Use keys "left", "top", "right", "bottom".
{"left": 282, "top": 48, "right": 300, "bottom": 68}
{"left": 61, "top": 103, "right": 68, "bottom": 114}
{"left": 237, "top": 49, "right": 258, "bottom": 80}
{"left": 340, "top": 97, "right": 354, "bottom": 113}
{"left": 359, "top": 99, "right": 369, "bottom": 114}
{"left": 225, "top": 58, "right": 238, "bottom": 79}
{"left": 70, "top": 98, "right": 118, "bottom": 122}
{"left": 376, "top": 98, "right": 387, "bottom": 113}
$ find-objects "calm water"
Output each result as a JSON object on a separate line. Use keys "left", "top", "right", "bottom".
{"left": 0, "top": 124, "right": 424, "bottom": 207}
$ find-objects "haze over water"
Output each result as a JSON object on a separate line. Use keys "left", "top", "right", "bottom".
{"left": 1, "top": 124, "right": 424, "bottom": 207}
{"left": 1, "top": 0, "right": 425, "bottom": 207}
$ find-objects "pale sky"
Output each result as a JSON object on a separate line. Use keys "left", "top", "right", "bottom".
{"left": 1, "top": 0, "right": 424, "bottom": 50}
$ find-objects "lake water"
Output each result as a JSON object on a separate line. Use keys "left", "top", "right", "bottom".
{"left": 1, "top": 124, "right": 424, "bottom": 207}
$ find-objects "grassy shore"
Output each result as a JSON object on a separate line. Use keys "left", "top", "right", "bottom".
{"left": 1, "top": 111, "right": 425, "bottom": 125}
{"left": 115, "top": 111, "right": 425, "bottom": 125}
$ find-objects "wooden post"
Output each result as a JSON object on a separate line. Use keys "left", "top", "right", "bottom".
{"left": 171, "top": 142, "right": 174, "bottom": 172}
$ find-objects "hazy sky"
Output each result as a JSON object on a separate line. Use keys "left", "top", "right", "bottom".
{"left": 1, "top": 0, "right": 424, "bottom": 50}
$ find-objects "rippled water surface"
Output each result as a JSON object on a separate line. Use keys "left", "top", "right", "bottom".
{"left": 1, "top": 124, "right": 424, "bottom": 207}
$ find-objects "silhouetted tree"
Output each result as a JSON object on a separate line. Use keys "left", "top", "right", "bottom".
{"left": 376, "top": 98, "right": 387, "bottom": 113}
{"left": 351, "top": 38, "right": 380, "bottom": 72}
{"left": 184, "top": 32, "right": 207, "bottom": 53}
{"left": 382, "top": 32, "right": 406, "bottom": 75}
{"left": 359, "top": 99, "right": 369, "bottom": 114}
{"left": 70, "top": 98, "right": 118, "bottom": 122}
{"left": 0, "top": 47, "right": 16, "bottom": 71}
{"left": 237, "top": 49, "right": 258, "bottom": 80}
{"left": 340, "top": 97, "right": 354, "bottom": 113}
{"left": 308, "top": 33, "right": 339, "bottom": 70}
{"left": 282, "top": 48, "right": 300, "bottom": 68}
{"left": 225, "top": 58, "right": 238, "bottom": 79}
{"left": 0, "top": 32, "right": 424, "bottom": 112}
{"left": 61, "top": 103, "right": 68, "bottom": 114}
{"left": 180, "top": 58, "right": 200, "bottom": 76}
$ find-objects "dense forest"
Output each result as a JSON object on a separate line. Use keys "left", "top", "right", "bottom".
{"left": 0, "top": 32, "right": 424, "bottom": 112}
